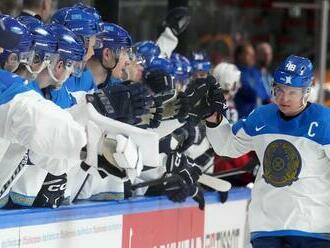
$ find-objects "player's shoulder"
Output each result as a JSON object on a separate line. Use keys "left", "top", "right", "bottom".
{"left": 306, "top": 102, "right": 330, "bottom": 122}
{"left": 232, "top": 103, "right": 277, "bottom": 135}
{"left": 305, "top": 103, "right": 330, "bottom": 144}
{"left": 0, "top": 70, "right": 25, "bottom": 87}
{"left": 246, "top": 103, "right": 277, "bottom": 123}
{"left": 0, "top": 70, "right": 31, "bottom": 105}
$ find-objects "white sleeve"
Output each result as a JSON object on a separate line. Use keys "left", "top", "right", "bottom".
{"left": 206, "top": 117, "right": 253, "bottom": 158}
{"left": 156, "top": 27, "right": 178, "bottom": 58}
{"left": 71, "top": 90, "right": 88, "bottom": 105}
{"left": 150, "top": 119, "right": 183, "bottom": 139}
{"left": 0, "top": 90, "right": 86, "bottom": 160}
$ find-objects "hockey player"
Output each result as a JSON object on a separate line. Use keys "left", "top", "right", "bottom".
{"left": 8, "top": 23, "right": 86, "bottom": 208}
{"left": 51, "top": 6, "right": 103, "bottom": 94}
{"left": 0, "top": 17, "right": 141, "bottom": 207}
{"left": 88, "top": 22, "right": 131, "bottom": 86}
{"left": 15, "top": 16, "right": 47, "bottom": 81}
{"left": 205, "top": 55, "right": 330, "bottom": 247}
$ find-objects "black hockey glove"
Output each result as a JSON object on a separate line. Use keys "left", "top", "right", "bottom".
{"left": 125, "top": 82, "right": 153, "bottom": 119}
{"left": 177, "top": 75, "right": 227, "bottom": 125}
{"left": 86, "top": 83, "right": 152, "bottom": 124}
{"left": 164, "top": 152, "right": 205, "bottom": 210}
{"left": 172, "top": 122, "right": 196, "bottom": 153}
{"left": 136, "top": 89, "right": 180, "bottom": 128}
{"left": 32, "top": 173, "right": 67, "bottom": 208}
{"left": 176, "top": 77, "right": 208, "bottom": 123}
{"left": 163, "top": 7, "right": 191, "bottom": 36}
{"left": 86, "top": 84, "right": 130, "bottom": 121}
{"left": 143, "top": 69, "right": 174, "bottom": 94}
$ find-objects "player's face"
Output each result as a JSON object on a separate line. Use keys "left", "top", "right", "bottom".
{"left": 0, "top": 47, "right": 3, "bottom": 54}
{"left": 273, "top": 84, "right": 306, "bottom": 116}
{"left": 4, "top": 53, "right": 19, "bottom": 72}
{"left": 112, "top": 48, "right": 130, "bottom": 80}
{"left": 125, "top": 60, "right": 143, "bottom": 81}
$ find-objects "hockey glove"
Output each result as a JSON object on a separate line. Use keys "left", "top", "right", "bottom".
{"left": 33, "top": 173, "right": 67, "bottom": 208}
{"left": 163, "top": 7, "right": 191, "bottom": 36}
{"left": 143, "top": 69, "right": 175, "bottom": 94}
{"left": 172, "top": 122, "right": 196, "bottom": 153}
{"left": 164, "top": 152, "right": 205, "bottom": 209}
{"left": 125, "top": 82, "right": 153, "bottom": 117}
{"left": 86, "top": 84, "right": 131, "bottom": 121}
{"left": 136, "top": 89, "right": 179, "bottom": 128}
{"left": 177, "top": 75, "right": 227, "bottom": 125}
{"left": 101, "top": 134, "right": 143, "bottom": 182}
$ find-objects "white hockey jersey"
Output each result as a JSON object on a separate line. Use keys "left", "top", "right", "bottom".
{"left": 0, "top": 70, "right": 86, "bottom": 201}
{"left": 206, "top": 103, "right": 330, "bottom": 241}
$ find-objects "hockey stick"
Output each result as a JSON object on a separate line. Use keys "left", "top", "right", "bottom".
{"left": 131, "top": 173, "right": 231, "bottom": 192}
{"left": 206, "top": 158, "right": 258, "bottom": 178}
{"left": 130, "top": 174, "right": 182, "bottom": 191}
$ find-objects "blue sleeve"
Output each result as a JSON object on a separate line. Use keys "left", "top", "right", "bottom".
{"left": 65, "top": 69, "right": 96, "bottom": 93}
{"left": 0, "top": 70, "right": 31, "bottom": 105}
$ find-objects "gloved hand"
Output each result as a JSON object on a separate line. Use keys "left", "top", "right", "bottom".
{"left": 136, "top": 89, "right": 179, "bottom": 128}
{"left": 176, "top": 78, "right": 208, "bottom": 123}
{"left": 172, "top": 122, "right": 196, "bottom": 153}
{"left": 33, "top": 173, "right": 67, "bottom": 208}
{"left": 177, "top": 75, "right": 227, "bottom": 125}
{"left": 135, "top": 107, "right": 163, "bottom": 128}
{"left": 86, "top": 83, "right": 152, "bottom": 124}
{"left": 163, "top": 7, "right": 191, "bottom": 36}
{"left": 124, "top": 82, "right": 152, "bottom": 117}
{"left": 86, "top": 84, "right": 130, "bottom": 121}
{"left": 101, "top": 134, "right": 143, "bottom": 182}
{"left": 143, "top": 69, "right": 174, "bottom": 94}
{"left": 164, "top": 152, "right": 204, "bottom": 210}
{"left": 155, "top": 89, "right": 182, "bottom": 120}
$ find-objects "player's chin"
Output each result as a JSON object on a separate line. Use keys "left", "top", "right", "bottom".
{"left": 278, "top": 104, "right": 292, "bottom": 114}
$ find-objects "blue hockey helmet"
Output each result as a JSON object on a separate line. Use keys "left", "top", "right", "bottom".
{"left": 0, "top": 15, "right": 23, "bottom": 50}
{"left": 273, "top": 55, "right": 313, "bottom": 88}
{"left": 46, "top": 24, "right": 85, "bottom": 77}
{"left": 170, "top": 52, "right": 191, "bottom": 81}
{"left": 20, "top": 18, "right": 57, "bottom": 61}
{"left": 16, "top": 15, "right": 43, "bottom": 30}
{"left": 143, "top": 56, "right": 175, "bottom": 93}
{"left": 190, "top": 52, "right": 211, "bottom": 73}
{"left": 145, "top": 56, "right": 174, "bottom": 76}
{"left": 133, "top": 40, "right": 160, "bottom": 64}
{"left": 51, "top": 7, "right": 102, "bottom": 38}
{"left": 94, "top": 22, "right": 132, "bottom": 59}
{"left": 0, "top": 15, "right": 33, "bottom": 66}
{"left": 73, "top": 3, "right": 102, "bottom": 22}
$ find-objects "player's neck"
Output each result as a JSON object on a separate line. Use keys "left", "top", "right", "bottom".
{"left": 279, "top": 102, "right": 311, "bottom": 121}
{"left": 86, "top": 58, "right": 107, "bottom": 86}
